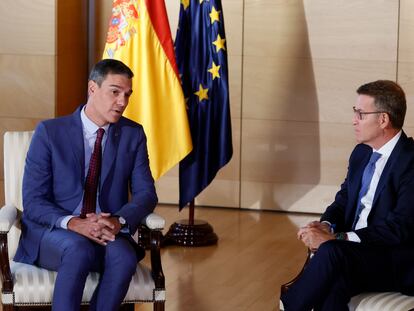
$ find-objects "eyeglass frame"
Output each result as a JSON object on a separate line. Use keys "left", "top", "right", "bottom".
{"left": 353, "top": 106, "right": 386, "bottom": 120}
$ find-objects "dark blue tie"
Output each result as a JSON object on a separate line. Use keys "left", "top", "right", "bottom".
{"left": 352, "top": 151, "right": 382, "bottom": 229}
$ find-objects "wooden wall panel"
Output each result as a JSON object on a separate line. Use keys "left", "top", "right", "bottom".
{"left": 240, "top": 120, "right": 355, "bottom": 212}
{"left": 0, "top": 0, "right": 55, "bottom": 55}
{"left": 0, "top": 55, "right": 55, "bottom": 119}
{"left": 309, "top": 59, "right": 396, "bottom": 123}
{"left": 398, "top": 0, "right": 414, "bottom": 128}
{"left": 0, "top": 0, "right": 56, "bottom": 207}
{"left": 242, "top": 57, "right": 319, "bottom": 122}
{"left": 56, "top": 1, "right": 89, "bottom": 116}
{"left": 303, "top": 0, "right": 398, "bottom": 61}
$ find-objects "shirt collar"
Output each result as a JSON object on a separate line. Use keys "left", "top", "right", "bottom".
{"left": 80, "top": 106, "right": 110, "bottom": 135}
{"left": 374, "top": 130, "right": 402, "bottom": 158}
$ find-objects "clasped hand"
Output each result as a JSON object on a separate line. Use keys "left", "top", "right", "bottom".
{"left": 297, "top": 221, "right": 335, "bottom": 252}
{"left": 68, "top": 213, "right": 122, "bottom": 246}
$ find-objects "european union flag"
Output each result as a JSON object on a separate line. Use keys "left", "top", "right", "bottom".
{"left": 176, "top": 0, "right": 233, "bottom": 209}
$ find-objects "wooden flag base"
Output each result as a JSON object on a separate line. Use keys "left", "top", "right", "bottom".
{"left": 165, "top": 219, "right": 218, "bottom": 247}
{"left": 164, "top": 200, "right": 218, "bottom": 247}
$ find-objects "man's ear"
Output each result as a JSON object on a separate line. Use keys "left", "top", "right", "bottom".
{"left": 380, "top": 112, "right": 391, "bottom": 129}
{"left": 88, "top": 80, "right": 97, "bottom": 96}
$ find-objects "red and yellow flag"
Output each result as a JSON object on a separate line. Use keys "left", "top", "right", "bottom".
{"left": 103, "top": 0, "right": 192, "bottom": 180}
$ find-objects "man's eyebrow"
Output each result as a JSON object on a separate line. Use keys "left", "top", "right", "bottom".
{"left": 108, "top": 84, "right": 133, "bottom": 94}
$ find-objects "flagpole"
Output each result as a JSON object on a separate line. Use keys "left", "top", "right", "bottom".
{"left": 164, "top": 200, "right": 218, "bottom": 247}
{"left": 189, "top": 199, "right": 195, "bottom": 226}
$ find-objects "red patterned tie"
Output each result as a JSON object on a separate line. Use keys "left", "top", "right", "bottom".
{"left": 80, "top": 128, "right": 105, "bottom": 218}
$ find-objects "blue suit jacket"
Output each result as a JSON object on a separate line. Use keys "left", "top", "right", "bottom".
{"left": 321, "top": 131, "right": 414, "bottom": 246}
{"left": 320, "top": 132, "right": 414, "bottom": 294}
{"left": 15, "top": 106, "right": 158, "bottom": 264}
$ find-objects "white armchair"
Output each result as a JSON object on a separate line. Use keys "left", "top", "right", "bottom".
{"left": 0, "top": 131, "right": 166, "bottom": 311}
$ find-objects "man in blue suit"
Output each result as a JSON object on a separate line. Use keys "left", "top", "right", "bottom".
{"left": 14, "top": 59, "right": 158, "bottom": 311}
{"left": 281, "top": 80, "right": 414, "bottom": 311}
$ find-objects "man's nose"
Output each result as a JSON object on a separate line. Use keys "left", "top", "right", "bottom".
{"left": 352, "top": 114, "right": 359, "bottom": 125}
{"left": 118, "top": 96, "right": 128, "bottom": 107}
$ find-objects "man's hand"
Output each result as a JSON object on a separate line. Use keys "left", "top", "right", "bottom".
{"left": 67, "top": 213, "right": 122, "bottom": 245}
{"left": 297, "top": 221, "right": 335, "bottom": 251}
{"left": 92, "top": 213, "right": 122, "bottom": 236}
{"left": 68, "top": 215, "right": 109, "bottom": 245}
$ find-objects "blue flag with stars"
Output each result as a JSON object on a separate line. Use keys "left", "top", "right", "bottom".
{"left": 176, "top": 0, "right": 233, "bottom": 209}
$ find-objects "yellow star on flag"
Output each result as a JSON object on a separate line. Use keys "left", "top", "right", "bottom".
{"left": 210, "top": 7, "right": 221, "bottom": 24}
{"left": 213, "top": 34, "right": 226, "bottom": 52}
{"left": 194, "top": 84, "right": 209, "bottom": 101}
{"left": 181, "top": 0, "right": 190, "bottom": 10}
{"left": 208, "top": 61, "right": 221, "bottom": 80}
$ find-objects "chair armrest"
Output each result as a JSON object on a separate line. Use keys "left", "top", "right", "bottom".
{"left": 142, "top": 213, "right": 165, "bottom": 230}
{"left": 0, "top": 204, "right": 17, "bottom": 233}
{"left": 140, "top": 213, "right": 165, "bottom": 288}
{"left": 137, "top": 213, "right": 165, "bottom": 249}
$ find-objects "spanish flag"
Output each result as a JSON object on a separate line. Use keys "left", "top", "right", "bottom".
{"left": 103, "top": 0, "right": 192, "bottom": 180}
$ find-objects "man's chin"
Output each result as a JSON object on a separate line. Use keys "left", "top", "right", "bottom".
{"left": 109, "top": 114, "right": 122, "bottom": 123}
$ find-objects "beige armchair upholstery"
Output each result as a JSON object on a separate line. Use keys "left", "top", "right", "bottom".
{"left": 0, "top": 131, "right": 166, "bottom": 311}
{"left": 280, "top": 251, "right": 414, "bottom": 311}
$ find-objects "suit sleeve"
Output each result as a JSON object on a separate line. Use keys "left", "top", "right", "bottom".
{"left": 22, "top": 123, "right": 72, "bottom": 228}
{"left": 320, "top": 177, "right": 348, "bottom": 232}
{"left": 114, "top": 128, "right": 158, "bottom": 234}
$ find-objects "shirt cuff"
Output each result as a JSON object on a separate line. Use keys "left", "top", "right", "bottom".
{"left": 346, "top": 231, "right": 361, "bottom": 243}
{"left": 58, "top": 215, "right": 76, "bottom": 229}
{"left": 321, "top": 221, "right": 334, "bottom": 233}
{"left": 120, "top": 227, "right": 130, "bottom": 234}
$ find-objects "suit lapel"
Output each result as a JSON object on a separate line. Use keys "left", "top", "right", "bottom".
{"left": 372, "top": 133, "right": 406, "bottom": 207}
{"left": 346, "top": 150, "right": 371, "bottom": 226}
{"left": 101, "top": 123, "right": 120, "bottom": 187}
{"left": 67, "top": 107, "right": 85, "bottom": 182}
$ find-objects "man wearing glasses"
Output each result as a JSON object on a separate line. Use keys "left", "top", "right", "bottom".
{"left": 281, "top": 80, "right": 414, "bottom": 311}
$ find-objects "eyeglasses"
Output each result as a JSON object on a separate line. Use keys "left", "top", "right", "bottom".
{"left": 353, "top": 106, "right": 385, "bottom": 120}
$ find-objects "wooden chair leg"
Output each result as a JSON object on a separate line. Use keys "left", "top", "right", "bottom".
{"left": 154, "top": 301, "right": 165, "bottom": 311}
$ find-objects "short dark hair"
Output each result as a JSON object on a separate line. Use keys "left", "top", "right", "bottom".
{"left": 357, "top": 80, "right": 406, "bottom": 129}
{"left": 89, "top": 59, "right": 134, "bottom": 86}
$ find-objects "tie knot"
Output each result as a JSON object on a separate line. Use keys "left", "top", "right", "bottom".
{"left": 369, "top": 151, "right": 381, "bottom": 164}
{"left": 96, "top": 128, "right": 105, "bottom": 140}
